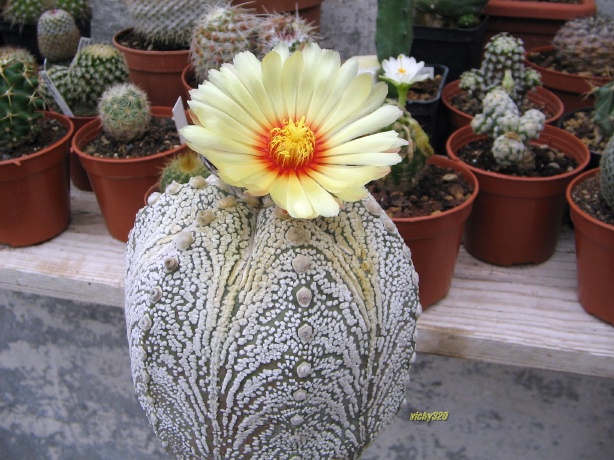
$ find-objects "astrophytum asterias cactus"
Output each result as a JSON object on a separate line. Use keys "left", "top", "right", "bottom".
{"left": 124, "top": 175, "right": 421, "bottom": 459}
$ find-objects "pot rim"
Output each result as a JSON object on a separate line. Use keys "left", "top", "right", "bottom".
{"left": 566, "top": 168, "right": 614, "bottom": 232}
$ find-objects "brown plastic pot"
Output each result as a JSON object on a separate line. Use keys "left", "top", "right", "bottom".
{"left": 525, "top": 45, "right": 612, "bottom": 113}
{"left": 484, "top": 0, "right": 596, "bottom": 50}
{"left": 566, "top": 169, "right": 614, "bottom": 325}
{"left": 442, "top": 79, "right": 564, "bottom": 131}
{"left": 113, "top": 28, "right": 190, "bottom": 108}
{"left": 71, "top": 107, "right": 187, "bottom": 242}
{"left": 392, "top": 155, "right": 479, "bottom": 308}
{"left": 0, "top": 112, "right": 74, "bottom": 247}
{"left": 447, "top": 124, "right": 590, "bottom": 266}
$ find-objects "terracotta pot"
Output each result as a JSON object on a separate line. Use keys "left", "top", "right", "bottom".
{"left": 393, "top": 155, "right": 479, "bottom": 308}
{"left": 232, "top": 0, "right": 323, "bottom": 27}
{"left": 442, "top": 79, "right": 564, "bottom": 131}
{"left": 483, "top": 0, "right": 596, "bottom": 50}
{"left": 0, "top": 112, "right": 74, "bottom": 247}
{"left": 525, "top": 45, "right": 612, "bottom": 113}
{"left": 566, "top": 168, "right": 614, "bottom": 325}
{"left": 113, "top": 28, "right": 190, "bottom": 108}
{"left": 447, "top": 124, "right": 590, "bottom": 266}
{"left": 71, "top": 107, "right": 187, "bottom": 242}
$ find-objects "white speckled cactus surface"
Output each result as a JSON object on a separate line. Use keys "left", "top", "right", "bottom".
{"left": 124, "top": 174, "right": 420, "bottom": 459}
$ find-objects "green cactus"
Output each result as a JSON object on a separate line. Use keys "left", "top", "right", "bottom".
{"left": 601, "top": 135, "right": 614, "bottom": 210}
{"left": 98, "top": 82, "right": 151, "bottom": 143}
{"left": 36, "top": 8, "right": 81, "bottom": 62}
{"left": 592, "top": 81, "right": 614, "bottom": 141}
{"left": 414, "top": 0, "right": 487, "bottom": 28}
{"left": 0, "top": 57, "right": 44, "bottom": 154}
{"left": 471, "top": 87, "right": 545, "bottom": 172}
{"left": 2, "top": 0, "right": 48, "bottom": 27}
{"left": 123, "top": 0, "right": 222, "bottom": 49}
{"left": 54, "top": 0, "right": 90, "bottom": 22}
{"left": 66, "top": 43, "right": 130, "bottom": 115}
{"left": 552, "top": 15, "right": 614, "bottom": 75}
{"left": 189, "top": 3, "right": 260, "bottom": 83}
{"left": 0, "top": 46, "right": 38, "bottom": 75}
{"left": 159, "top": 149, "right": 210, "bottom": 192}
{"left": 125, "top": 174, "right": 420, "bottom": 459}
{"left": 460, "top": 32, "right": 542, "bottom": 106}
{"left": 376, "top": 0, "right": 414, "bottom": 64}
{"left": 255, "top": 12, "right": 319, "bottom": 57}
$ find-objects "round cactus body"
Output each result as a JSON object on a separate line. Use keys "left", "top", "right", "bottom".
{"left": 98, "top": 83, "right": 151, "bottom": 143}
{"left": 601, "top": 135, "right": 614, "bottom": 210}
{"left": 255, "top": 12, "right": 319, "bottom": 56}
{"left": 37, "top": 8, "right": 81, "bottom": 62}
{"left": 159, "top": 150, "right": 210, "bottom": 192}
{"left": 124, "top": 177, "right": 420, "bottom": 459}
{"left": 2, "top": 0, "right": 48, "bottom": 26}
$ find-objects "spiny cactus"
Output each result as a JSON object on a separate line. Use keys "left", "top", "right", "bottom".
{"left": 189, "top": 3, "right": 260, "bottom": 83}
{"left": 159, "top": 149, "right": 210, "bottom": 192}
{"left": 0, "top": 57, "right": 44, "bottom": 154}
{"left": 66, "top": 43, "right": 130, "bottom": 115}
{"left": 255, "top": 12, "right": 319, "bottom": 56}
{"left": 125, "top": 174, "right": 420, "bottom": 459}
{"left": 601, "top": 135, "right": 614, "bottom": 210}
{"left": 460, "top": 32, "right": 542, "bottom": 106}
{"left": 0, "top": 46, "right": 38, "bottom": 75}
{"left": 98, "top": 83, "right": 151, "bottom": 143}
{"left": 122, "top": 0, "right": 222, "bottom": 49}
{"left": 471, "top": 87, "right": 545, "bottom": 171}
{"left": 592, "top": 81, "right": 614, "bottom": 140}
{"left": 414, "top": 0, "right": 487, "bottom": 28}
{"left": 553, "top": 15, "right": 614, "bottom": 75}
{"left": 36, "top": 8, "right": 80, "bottom": 62}
{"left": 3, "top": 0, "right": 90, "bottom": 26}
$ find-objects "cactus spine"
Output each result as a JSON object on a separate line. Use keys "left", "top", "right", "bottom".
{"left": 159, "top": 150, "right": 210, "bottom": 192}
{"left": 36, "top": 8, "right": 81, "bottom": 62}
{"left": 601, "top": 135, "right": 614, "bottom": 211}
{"left": 98, "top": 83, "right": 151, "bottom": 143}
{"left": 0, "top": 57, "right": 44, "bottom": 155}
{"left": 376, "top": 0, "right": 414, "bottom": 64}
{"left": 2, "top": 0, "right": 49, "bottom": 27}
{"left": 255, "top": 12, "right": 319, "bottom": 56}
{"left": 0, "top": 46, "right": 38, "bottom": 75}
{"left": 460, "top": 32, "right": 542, "bottom": 106}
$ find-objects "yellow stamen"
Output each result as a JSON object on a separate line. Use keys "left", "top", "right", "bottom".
{"left": 268, "top": 117, "right": 316, "bottom": 169}
{"left": 399, "top": 67, "right": 406, "bottom": 74}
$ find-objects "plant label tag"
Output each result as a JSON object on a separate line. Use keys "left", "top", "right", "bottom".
{"left": 172, "top": 97, "right": 188, "bottom": 144}
{"left": 423, "top": 67, "right": 435, "bottom": 79}
{"left": 39, "top": 70, "right": 74, "bottom": 118}
{"left": 76, "top": 37, "right": 92, "bottom": 54}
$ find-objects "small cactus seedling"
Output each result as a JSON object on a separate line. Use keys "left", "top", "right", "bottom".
{"left": 601, "top": 135, "right": 614, "bottom": 211}
{"left": 471, "top": 87, "right": 545, "bottom": 172}
{"left": 37, "top": 8, "right": 81, "bottom": 62}
{"left": 0, "top": 57, "right": 44, "bottom": 155}
{"left": 98, "top": 82, "right": 151, "bottom": 143}
{"left": 460, "top": 32, "right": 542, "bottom": 106}
{"left": 159, "top": 149, "right": 210, "bottom": 192}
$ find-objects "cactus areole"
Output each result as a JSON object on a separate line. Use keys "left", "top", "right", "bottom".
{"left": 125, "top": 43, "right": 421, "bottom": 459}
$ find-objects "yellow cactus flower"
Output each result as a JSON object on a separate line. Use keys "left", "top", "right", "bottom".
{"left": 181, "top": 43, "right": 406, "bottom": 219}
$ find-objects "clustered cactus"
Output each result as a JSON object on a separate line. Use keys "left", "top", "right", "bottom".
{"left": 39, "top": 43, "right": 130, "bottom": 116}
{"left": 0, "top": 55, "right": 44, "bottom": 155}
{"left": 471, "top": 88, "right": 546, "bottom": 172}
{"left": 36, "top": 8, "right": 81, "bottom": 63}
{"left": 552, "top": 15, "right": 614, "bottom": 76}
{"left": 601, "top": 136, "right": 614, "bottom": 211}
{"left": 460, "top": 32, "right": 542, "bottom": 106}
{"left": 3, "top": 0, "right": 90, "bottom": 27}
{"left": 414, "top": 0, "right": 488, "bottom": 28}
{"left": 189, "top": 3, "right": 319, "bottom": 84}
{"left": 98, "top": 82, "right": 151, "bottom": 143}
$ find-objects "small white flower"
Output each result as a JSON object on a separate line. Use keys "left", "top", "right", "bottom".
{"left": 381, "top": 55, "right": 430, "bottom": 86}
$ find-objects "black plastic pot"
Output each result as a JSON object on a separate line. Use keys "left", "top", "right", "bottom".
{"left": 411, "top": 16, "right": 489, "bottom": 82}
{"left": 557, "top": 107, "right": 602, "bottom": 171}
